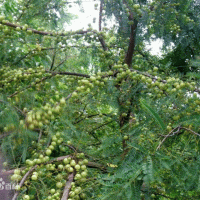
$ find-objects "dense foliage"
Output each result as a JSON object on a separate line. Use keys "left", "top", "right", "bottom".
{"left": 0, "top": 0, "right": 200, "bottom": 199}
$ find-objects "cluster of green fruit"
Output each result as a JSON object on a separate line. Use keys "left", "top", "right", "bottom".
{"left": 3, "top": 123, "right": 15, "bottom": 132}
{"left": 0, "top": 65, "right": 46, "bottom": 93}
{"left": 24, "top": 97, "right": 66, "bottom": 130}
{"left": 123, "top": 3, "right": 142, "bottom": 19}
{"left": 0, "top": 15, "right": 89, "bottom": 38}
{"left": 10, "top": 131, "right": 88, "bottom": 200}
{"left": 113, "top": 62, "right": 197, "bottom": 98}
{"left": 71, "top": 72, "right": 109, "bottom": 99}
{"left": 0, "top": 16, "right": 33, "bottom": 35}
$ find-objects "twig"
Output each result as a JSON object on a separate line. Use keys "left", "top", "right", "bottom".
{"left": 47, "top": 71, "right": 90, "bottom": 78}
{"left": 87, "top": 161, "right": 107, "bottom": 172}
{"left": 38, "top": 129, "right": 43, "bottom": 143}
{"left": 50, "top": 48, "right": 57, "bottom": 70}
{"left": 88, "top": 120, "right": 114, "bottom": 140}
{"left": 157, "top": 126, "right": 200, "bottom": 151}
{"left": 156, "top": 126, "right": 181, "bottom": 150}
{"left": 73, "top": 104, "right": 88, "bottom": 122}
{"left": 61, "top": 173, "right": 74, "bottom": 200}
{"left": 0, "top": 21, "right": 92, "bottom": 36}
{"left": 180, "top": 127, "right": 200, "bottom": 137}
{"left": 52, "top": 56, "right": 68, "bottom": 71}
{"left": 73, "top": 114, "right": 99, "bottom": 124}
{"left": 66, "top": 145, "right": 77, "bottom": 152}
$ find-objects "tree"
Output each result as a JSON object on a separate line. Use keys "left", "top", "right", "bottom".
{"left": 0, "top": 0, "right": 200, "bottom": 199}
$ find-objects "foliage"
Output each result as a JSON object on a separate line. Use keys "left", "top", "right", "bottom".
{"left": 0, "top": 0, "right": 200, "bottom": 200}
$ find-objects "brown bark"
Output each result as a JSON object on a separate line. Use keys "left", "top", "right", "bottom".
{"left": 61, "top": 173, "right": 74, "bottom": 200}
{"left": 124, "top": 20, "right": 138, "bottom": 66}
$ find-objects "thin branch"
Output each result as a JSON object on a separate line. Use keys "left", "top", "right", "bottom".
{"left": 48, "top": 71, "right": 90, "bottom": 78}
{"left": 156, "top": 126, "right": 182, "bottom": 151}
{"left": 38, "top": 129, "right": 43, "bottom": 143}
{"left": 12, "top": 51, "right": 33, "bottom": 65}
{"left": 61, "top": 173, "right": 74, "bottom": 200}
{"left": 98, "top": 34, "right": 108, "bottom": 51}
{"left": 180, "top": 127, "right": 200, "bottom": 137}
{"left": 73, "top": 114, "right": 100, "bottom": 124}
{"left": 88, "top": 120, "right": 114, "bottom": 140}
{"left": 52, "top": 56, "right": 68, "bottom": 71}
{"left": 0, "top": 21, "right": 91, "bottom": 36}
{"left": 157, "top": 126, "right": 200, "bottom": 151}
{"left": 74, "top": 104, "right": 88, "bottom": 122}
{"left": 66, "top": 145, "right": 77, "bottom": 152}
{"left": 50, "top": 48, "right": 57, "bottom": 71}
{"left": 87, "top": 161, "right": 107, "bottom": 172}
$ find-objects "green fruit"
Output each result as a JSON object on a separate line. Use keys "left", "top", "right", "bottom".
{"left": 56, "top": 182, "right": 63, "bottom": 188}
{"left": 60, "top": 97, "right": 65, "bottom": 105}
{"left": 63, "top": 158, "right": 69, "bottom": 164}
{"left": 0, "top": 15, "right": 5, "bottom": 21}
{"left": 81, "top": 171, "right": 87, "bottom": 177}
{"left": 122, "top": 113, "right": 127, "bottom": 117}
{"left": 83, "top": 159, "right": 88, "bottom": 165}
{"left": 16, "top": 27, "right": 21, "bottom": 31}
{"left": 75, "top": 164, "right": 80, "bottom": 170}
{"left": 15, "top": 185, "right": 21, "bottom": 191}
{"left": 50, "top": 189, "right": 56, "bottom": 194}
{"left": 80, "top": 193, "right": 87, "bottom": 199}
{"left": 3, "top": 162, "right": 8, "bottom": 167}
{"left": 72, "top": 92, "right": 78, "bottom": 97}
{"left": 23, "top": 195, "right": 30, "bottom": 200}
{"left": 14, "top": 169, "right": 21, "bottom": 175}
{"left": 70, "top": 160, "right": 76, "bottom": 166}
{"left": 58, "top": 164, "right": 64, "bottom": 170}
{"left": 81, "top": 165, "right": 86, "bottom": 170}
{"left": 124, "top": 135, "right": 129, "bottom": 140}
{"left": 31, "top": 174, "right": 38, "bottom": 181}
{"left": 27, "top": 29, "right": 32, "bottom": 34}
{"left": 68, "top": 167, "right": 74, "bottom": 172}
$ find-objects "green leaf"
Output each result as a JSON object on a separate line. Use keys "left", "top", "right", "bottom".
{"left": 140, "top": 99, "right": 166, "bottom": 131}
{"left": 174, "top": 114, "right": 200, "bottom": 126}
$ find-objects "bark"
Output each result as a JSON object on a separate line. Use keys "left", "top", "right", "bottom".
{"left": 124, "top": 20, "right": 138, "bottom": 66}
{"left": 61, "top": 173, "right": 74, "bottom": 200}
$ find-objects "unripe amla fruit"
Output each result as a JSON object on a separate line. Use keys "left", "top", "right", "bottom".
{"left": 16, "top": 27, "right": 21, "bottom": 31}
{"left": 70, "top": 160, "right": 76, "bottom": 167}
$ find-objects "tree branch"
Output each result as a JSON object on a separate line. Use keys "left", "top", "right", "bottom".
{"left": 156, "top": 126, "right": 183, "bottom": 151}
{"left": 61, "top": 173, "right": 74, "bottom": 200}
{"left": 124, "top": 20, "right": 138, "bottom": 66}
{"left": 50, "top": 48, "right": 57, "bottom": 71}
{"left": 0, "top": 21, "right": 91, "bottom": 36}
{"left": 48, "top": 71, "right": 90, "bottom": 78}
